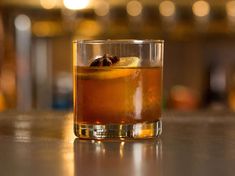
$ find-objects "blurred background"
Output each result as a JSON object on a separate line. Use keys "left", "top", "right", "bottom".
{"left": 0, "top": 0, "right": 235, "bottom": 112}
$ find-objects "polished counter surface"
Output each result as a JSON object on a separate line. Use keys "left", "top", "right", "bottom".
{"left": 0, "top": 111, "right": 235, "bottom": 176}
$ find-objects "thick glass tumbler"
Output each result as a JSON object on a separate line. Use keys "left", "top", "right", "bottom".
{"left": 73, "top": 40, "right": 164, "bottom": 139}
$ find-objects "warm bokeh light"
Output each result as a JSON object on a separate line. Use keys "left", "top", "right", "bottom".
{"left": 159, "top": 0, "right": 176, "bottom": 17}
{"left": 32, "top": 21, "right": 62, "bottom": 37}
{"left": 192, "top": 0, "right": 210, "bottom": 17}
{"left": 94, "top": 0, "right": 110, "bottom": 16}
{"left": 226, "top": 1, "right": 235, "bottom": 17}
{"left": 63, "top": 0, "right": 90, "bottom": 10}
{"left": 75, "top": 20, "right": 102, "bottom": 37}
{"left": 126, "top": 0, "right": 142, "bottom": 17}
{"left": 40, "top": 0, "right": 57, "bottom": 9}
{"left": 14, "top": 14, "right": 31, "bottom": 31}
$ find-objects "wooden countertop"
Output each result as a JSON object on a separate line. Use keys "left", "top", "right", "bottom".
{"left": 0, "top": 111, "right": 235, "bottom": 176}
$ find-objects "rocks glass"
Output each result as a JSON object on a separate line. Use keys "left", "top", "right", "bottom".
{"left": 73, "top": 40, "right": 164, "bottom": 139}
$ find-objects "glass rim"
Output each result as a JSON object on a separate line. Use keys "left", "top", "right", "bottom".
{"left": 73, "top": 39, "right": 164, "bottom": 44}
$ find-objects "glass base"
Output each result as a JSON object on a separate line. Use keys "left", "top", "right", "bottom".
{"left": 74, "top": 120, "right": 162, "bottom": 139}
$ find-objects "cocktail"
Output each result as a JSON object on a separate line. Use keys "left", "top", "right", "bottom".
{"left": 73, "top": 40, "right": 164, "bottom": 139}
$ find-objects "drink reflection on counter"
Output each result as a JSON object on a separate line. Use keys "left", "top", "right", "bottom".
{"left": 74, "top": 139, "right": 162, "bottom": 176}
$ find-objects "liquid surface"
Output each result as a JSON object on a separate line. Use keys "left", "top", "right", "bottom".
{"left": 74, "top": 67, "right": 162, "bottom": 124}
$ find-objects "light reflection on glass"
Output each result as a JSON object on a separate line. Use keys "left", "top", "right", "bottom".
{"left": 133, "top": 81, "right": 143, "bottom": 120}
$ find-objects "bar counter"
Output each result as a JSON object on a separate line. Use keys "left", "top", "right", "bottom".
{"left": 0, "top": 111, "right": 234, "bottom": 176}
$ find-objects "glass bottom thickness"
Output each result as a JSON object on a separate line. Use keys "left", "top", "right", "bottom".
{"left": 74, "top": 120, "right": 162, "bottom": 139}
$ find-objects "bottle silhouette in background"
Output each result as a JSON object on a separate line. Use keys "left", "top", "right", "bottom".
{"left": 204, "top": 61, "right": 227, "bottom": 110}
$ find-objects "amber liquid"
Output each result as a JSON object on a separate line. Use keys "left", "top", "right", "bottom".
{"left": 74, "top": 67, "right": 162, "bottom": 125}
